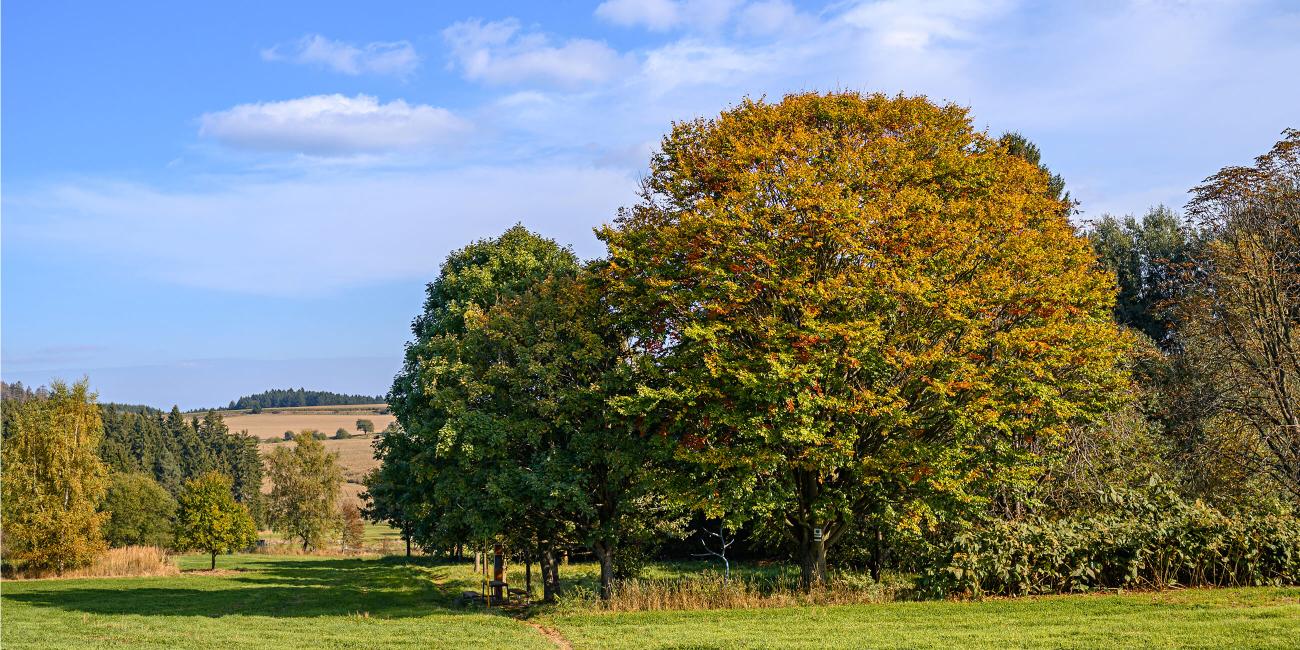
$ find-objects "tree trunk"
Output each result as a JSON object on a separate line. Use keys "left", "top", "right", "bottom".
{"left": 870, "top": 527, "right": 884, "bottom": 582}
{"left": 540, "top": 550, "right": 558, "bottom": 603}
{"left": 525, "top": 554, "right": 532, "bottom": 600}
{"left": 593, "top": 541, "right": 615, "bottom": 601}
{"left": 548, "top": 548, "right": 559, "bottom": 595}
{"left": 210, "top": 552, "right": 217, "bottom": 571}
{"left": 797, "top": 527, "right": 827, "bottom": 590}
{"left": 405, "top": 534, "right": 412, "bottom": 558}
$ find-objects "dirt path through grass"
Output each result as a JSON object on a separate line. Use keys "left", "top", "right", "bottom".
{"left": 519, "top": 619, "right": 574, "bottom": 649}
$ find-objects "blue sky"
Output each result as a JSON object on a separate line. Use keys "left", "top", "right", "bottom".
{"left": 3, "top": 0, "right": 1298, "bottom": 409}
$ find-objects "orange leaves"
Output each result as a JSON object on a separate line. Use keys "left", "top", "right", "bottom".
{"left": 597, "top": 90, "right": 1132, "bottom": 530}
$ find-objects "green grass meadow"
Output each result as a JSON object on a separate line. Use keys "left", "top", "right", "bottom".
{"left": 2, "top": 554, "right": 1298, "bottom": 649}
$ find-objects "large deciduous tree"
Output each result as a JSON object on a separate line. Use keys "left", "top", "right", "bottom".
{"left": 265, "top": 432, "right": 344, "bottom": 551}
{"left": 1, "top": 379, "right": 109, "bottom": 573}
{"left": 1181, "top": 130, "right": 1300, "bottom": 500}
{"left": 175, "top": 471, "right": 257, "bottom": 570}
{"left": 385, "top": 225, "right": 579, "bottom": 552}
{"left": 444, "top": 268, "right": 681, "bottom": 600}
{"left": 599, "top": 92, "right": 1132, "bottom": 587}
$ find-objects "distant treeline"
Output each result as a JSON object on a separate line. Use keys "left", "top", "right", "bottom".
{"left": 0, "top": 381, "right": 47, "bottom": 402}
{"left": 226, "top": 388, "right": 384, "bottom": 410}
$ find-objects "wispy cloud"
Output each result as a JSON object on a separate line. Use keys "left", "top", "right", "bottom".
{"left": 198, "top": 94, "right": 469, "bottom": 156}
{"left": 5, "top": 165, "right": 634, "bottom": 294}
{"left": 442, "top": 18, "right": 630, "bottom": 87}
{"left": 3, "top": 345, "right": 106, "bottom": 368}
{"left": 595, "top": 0, "right": 741, "bottom": 32}
{"left": 261, "top": 34, "right": 419, "bottom": 77}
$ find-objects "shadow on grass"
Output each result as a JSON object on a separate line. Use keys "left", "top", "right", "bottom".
{"left": 2, "top": 556, "right": 492, "bottom": 619}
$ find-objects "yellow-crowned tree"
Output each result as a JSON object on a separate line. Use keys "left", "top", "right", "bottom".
{"left": 1, "top": 379, "right": 109, "bottom": 574}
{"left": 599, "top": 92, "right": 1132, "bottom": 586}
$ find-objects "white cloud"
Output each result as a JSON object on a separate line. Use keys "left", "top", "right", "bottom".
{"left": 641, "top": 41, "right": 771, "bottom": 92}
{"left": 840, "top": 0, "right": 1011, "bottom": 50}
{"left": 596, "top": 0, "right": 681, "bottom": 30}
{"left": 442, "top": 18, "right": 628, "bottom": 87}
{"left": 5, "top": 165, "right": 635, "bottom": 294}
{"left": 736, "top": 0, "right": 807, "bottom": 36}
{"left": 198, "top": 94, "right": 469, "bottom": 155}
{"left": 262, "top": 34, "right": 419, "bottom": 77}
{"left": 595, "top": 0, "right": 741, "bottom": 32}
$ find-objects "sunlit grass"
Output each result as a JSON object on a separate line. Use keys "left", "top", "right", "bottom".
{"left": 4, "top": 554, "right": 1298, "bottom": 649}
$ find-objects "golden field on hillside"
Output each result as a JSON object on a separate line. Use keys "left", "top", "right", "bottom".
{"left": 216, "top": 404, "right": 392, "bottom": 507}
{"left": 221, "top": 404, "right": 395, "bottom": 441}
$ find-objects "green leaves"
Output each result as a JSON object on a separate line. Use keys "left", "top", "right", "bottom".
{"left": 599, "top": 92, "right": 1132, "bottom": 581}
{"left": 175, "top": 471, "right": 256, "bottom": 565}
{"left": 919, "top": 484, "right": 1300, "bottom": 597}
{"left": 265, "top": 433, "right": 344, "bottom": 551}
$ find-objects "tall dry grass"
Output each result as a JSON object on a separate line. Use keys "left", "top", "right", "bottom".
{"left": 557, "top": 571, "right": 910, "bottom": 613}
{"left": 5, "top": 546, "right": 178, "bottom": 580}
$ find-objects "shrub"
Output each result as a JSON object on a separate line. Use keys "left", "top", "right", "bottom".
{"left": 340, "top": 503, "right": 365, "bottom": 551}
{"left": 102, "top": 473, "right": 177, "bottom": 548}
{"left": 283, "top": 431, "right": 294, "bottom": 441}
{"left": 917, "top": 483, "right": 1300, "bottom": 597}
{"left": 333, "top": 428, "right": 352, "bottom": 440}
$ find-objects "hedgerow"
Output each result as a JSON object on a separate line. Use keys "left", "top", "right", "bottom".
{"left": 918, "top": 484, "right": 1300, "bottom": 597}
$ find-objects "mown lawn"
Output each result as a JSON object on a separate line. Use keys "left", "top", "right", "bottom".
{"left": 3, "top": 554, "right": 1298, "bottom": 649}
{"left": 0, "top": 554, "right": 548, "bottom": 650}
{"left": 543, "top": 587, "right": 1300, "bottom": 649}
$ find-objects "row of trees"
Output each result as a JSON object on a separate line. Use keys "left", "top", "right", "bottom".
{"left": 226, "top": 388, "right": 384, "bottom": 410}
{"left": 1, "top": 380, "right": 360, "bottom": 573}
{"left": 367, "top": 92, "right": 1180, "bottom": 599}
{"left": 1082, "top": 131, "right": 1300, "bottom": 507}
{"left": 0, "top": 381, "right": 259, "bottom": 573}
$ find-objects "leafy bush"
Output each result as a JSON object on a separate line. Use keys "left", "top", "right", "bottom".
{"left": 333, "top": 428, "right": 352, "bottom": 440}
{"left": 918, "top": 482, "right": 1300, "bottom": 597}
{"left": 102, "top": 472, "right": 177, "bottom": 548}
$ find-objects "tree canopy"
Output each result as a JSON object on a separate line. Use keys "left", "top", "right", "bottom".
{"left": 175, "top": 471, "right": 258, "bottom": 570}
{"left": 598, "top": 92, "right": 1132, "bottom": 585}
{"left": 266, "top": 432, "right": 344, "bottom": 551}
{"left": 0, "top": 379, "right": 109, "bottom": 573}
{"left": 102, "top": 472, "right": 177, "bottom": 548}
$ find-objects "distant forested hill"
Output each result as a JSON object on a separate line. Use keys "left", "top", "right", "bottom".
{"left": 226, "top": 388, "right": 384, "bottom": 410}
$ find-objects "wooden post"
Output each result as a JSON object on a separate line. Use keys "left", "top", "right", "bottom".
{"left": 492, "top": 544, "right": 505, "bottom": 602}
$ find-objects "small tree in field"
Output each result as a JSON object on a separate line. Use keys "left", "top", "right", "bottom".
{"left": 340, "top": 503, "right": 366, "bottom": 552}
{"left": 266, "top": 432, "right": 343, "bottom": 551}
{"left": 175, "top": 472, "right": 257, "bottom": 570}
{"left": 334, "top": 427, "right": 352, "bottom": 440}
{"left": 355, "top": 419, "right": 375, "bottom": 435}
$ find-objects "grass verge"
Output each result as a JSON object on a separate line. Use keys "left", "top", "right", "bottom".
{"left": 542, "top": 586, "right": 1300, "bottom": 649}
